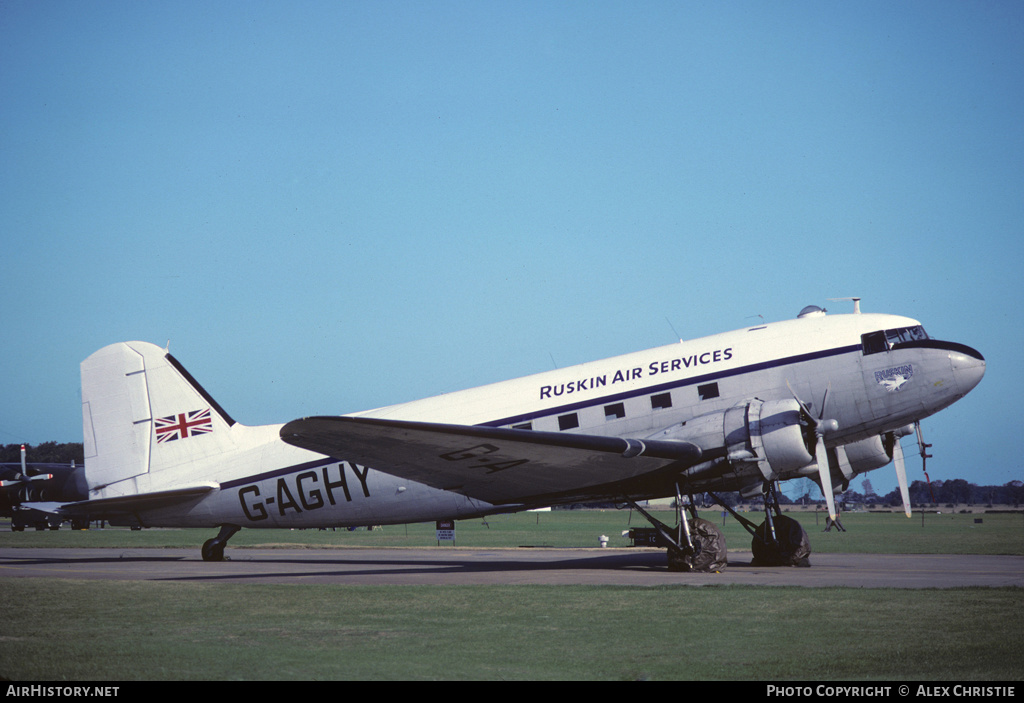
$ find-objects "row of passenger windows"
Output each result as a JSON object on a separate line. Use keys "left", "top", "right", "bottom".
{"left": 511, "top": 382, "right": 721, "bottom": 431}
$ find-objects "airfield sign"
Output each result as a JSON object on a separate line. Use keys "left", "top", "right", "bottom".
{"left": 436, "top": 520, "right": 455, "bottom": 544}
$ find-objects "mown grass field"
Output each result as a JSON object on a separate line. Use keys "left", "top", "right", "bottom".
{"left": 2, "top": 509, "right": 1022, "bottom": 681}
{"left": 1, "top": 580, "right": 1022, "bottom": 681}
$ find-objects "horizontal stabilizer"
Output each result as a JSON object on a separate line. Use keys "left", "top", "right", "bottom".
{"left": 280, "top": 416, "right": 702, "bottom": 505}
{"left": 23, "top": 483, "right": 219, "bottom": 518}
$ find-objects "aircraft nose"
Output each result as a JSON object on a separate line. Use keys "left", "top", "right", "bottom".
{"left": 950, "top": 344, "right": 985, "bottom": 396}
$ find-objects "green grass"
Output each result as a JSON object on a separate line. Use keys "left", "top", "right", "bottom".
{"left": 3, "top": 510, "right": 1022, "bottom": 680}
{"left": 0, "top": 579, "right": 1020, "bottom": 681}
{"left": 3, "top": 509, "right": 1023, "bottom": 555}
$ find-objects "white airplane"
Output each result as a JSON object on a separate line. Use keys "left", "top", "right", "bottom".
{"left": 34, "top": 302, "right": 985, "bottom": 570}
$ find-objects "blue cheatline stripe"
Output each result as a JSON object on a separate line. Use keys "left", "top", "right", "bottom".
{"left": 478, "top": 344, "right": 862, "bottom": 428}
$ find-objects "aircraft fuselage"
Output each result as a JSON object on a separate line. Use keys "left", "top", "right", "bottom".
{"left": 125, "top": 308, "right": 984, "bottom": 530}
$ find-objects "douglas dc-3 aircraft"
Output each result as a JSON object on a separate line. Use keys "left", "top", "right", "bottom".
{"left": 29, "top": 302, "right": 985, "bottom": 571}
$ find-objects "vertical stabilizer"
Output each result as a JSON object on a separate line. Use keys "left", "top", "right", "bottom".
{"left": 81, "top": 342, "right": 237, "bottom": 498}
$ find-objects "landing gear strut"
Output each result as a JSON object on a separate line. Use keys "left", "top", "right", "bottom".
{"left": 201, "top": 524, "right": 240, "bottom": 562}
{"left": 626, "top": 485, "right": 727, "bottom": 572}
{"left": 709, "top": 483, "right": 811, "bottom": 567}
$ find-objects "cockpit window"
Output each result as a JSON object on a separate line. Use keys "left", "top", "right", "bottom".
{"left": 886, "top": 325, "right": 929, "bottom": 345}
{"left": 861, "top": 326, "right": 929, "bottom": 355}
{"left": 861, "top": 331, "right": 888, "bottom": 355}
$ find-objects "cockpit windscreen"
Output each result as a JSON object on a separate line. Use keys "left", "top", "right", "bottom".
{"left": 861, "top": 326, "right": 929, "bottom": 355}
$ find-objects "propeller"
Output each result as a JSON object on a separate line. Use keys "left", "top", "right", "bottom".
{"left": 0, "top": 445, "right": 53, "bottom": 502}
{"left": 889, "top": 430, "right": 912, "bottom": 517}
{"left": 887, "top": 422, "right": 932, "bottom": 517}
{"left": 788, "top": 383, "right": 840, "bottom": 522}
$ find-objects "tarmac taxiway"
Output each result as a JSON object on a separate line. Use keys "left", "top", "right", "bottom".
{"left": 1, "top": 547, "right": 1022, "bottom": 587}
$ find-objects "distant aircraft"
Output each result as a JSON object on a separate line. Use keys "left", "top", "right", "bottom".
{"left": 0, "top": 445, "right": 80, "bottom": 530}
{"left": 0, "top": 446, "right": 50, "bottom": 499}
{"left": 27, "top": 302, "right": 985, "bottom": 570}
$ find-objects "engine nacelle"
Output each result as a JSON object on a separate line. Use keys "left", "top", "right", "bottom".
{"left": 648, "top": 398, "right": 815, "bottom": 482}
{"left": 841, "top": 435, "right": 894, "bottom": 477}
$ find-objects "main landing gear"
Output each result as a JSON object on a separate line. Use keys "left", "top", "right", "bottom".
{"left": 201, "top": 524, "right": 240, "bottom": 562}
{"left": 626, "top": 484, "right": 728, "bottom": 572}
{"left": 711, "top": 482, "right": 811, "bottom": 567}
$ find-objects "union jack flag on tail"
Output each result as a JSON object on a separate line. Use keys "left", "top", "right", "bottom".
{"left": 155, "top": 408, "right": 213, "bottom": 443}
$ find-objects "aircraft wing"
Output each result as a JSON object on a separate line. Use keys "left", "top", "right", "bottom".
{"left": 280, "top": 416, "right": 702, "bottom": 505}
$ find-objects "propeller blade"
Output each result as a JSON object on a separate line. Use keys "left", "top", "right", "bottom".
{"left": 819, "top": 383, "right": 832, "bottom": 420}
{"left": 1, "top": 473, "right": 52, "bottom": 488}
{"left": 790, "top": 382, "right": 839, "bottom": 519}
{"left": 785, "top": 381, "right": 816, "bottom": 421}
{"left": 892, "top": 436, "right": 912, "bottom": 518}
{"left": 815, "top": 435, "right": 837, "bottom": 521}
{"left": 787, "top": 380, "right": 839, "bottom": 520}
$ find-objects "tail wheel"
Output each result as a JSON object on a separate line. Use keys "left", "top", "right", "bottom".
{"left": 201, "top": 524, "right": 240, "bottom": 562}
{"left": 201, "top": 538, "right": 225, "bottom": 562}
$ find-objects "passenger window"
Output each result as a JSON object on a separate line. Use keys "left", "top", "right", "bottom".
{"left": 512, "top": 422, "right": 532, "bottom": 430}
{"left": 558, "top": 413, "right": 579, "bottom": 431}
{"left": 698, "top": 382, "right": 720, "bottom": 400}
{"left": 604, "top": 403, "right": 626, "bottom": 421}
{"left": 651, "top": 393, "right": 672, "bottom": 410}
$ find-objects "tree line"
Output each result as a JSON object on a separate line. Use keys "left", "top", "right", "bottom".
{"left": 773, "top": 475, "right": 1024, "bottom": 508}
{"left": 1, "top": 442, "right": 85, "bottom": 465}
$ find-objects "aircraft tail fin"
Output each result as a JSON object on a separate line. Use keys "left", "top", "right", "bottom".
{"left": 81, "top": 342, "right": 239, "bottom": 497}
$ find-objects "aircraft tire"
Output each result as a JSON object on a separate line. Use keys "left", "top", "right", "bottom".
{"left": 666, "top": 518, "right": 728, "bottom": 572}
{"left": 201, "top": 538, "right": 225, "bottom": 562}
{"left": 751, "top": 515, "right": 811, "bottom": 567}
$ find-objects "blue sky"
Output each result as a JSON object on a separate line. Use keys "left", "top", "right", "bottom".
{"left": 2, "top": 1, "right": 1021, "bottom": 496}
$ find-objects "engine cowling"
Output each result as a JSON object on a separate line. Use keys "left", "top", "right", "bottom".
{"left": 647, "top": 398, "right": 816, "bottom": 483}
{"left": 840, "top": 435, "right": 894, "bottom": 478}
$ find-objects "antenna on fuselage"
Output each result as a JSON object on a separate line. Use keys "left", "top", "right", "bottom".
{"left": 665, "top": 317, "right": 683, "bottom": 343}
{"left": 828, "top": 297, "right": 862, "bottom": 314}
